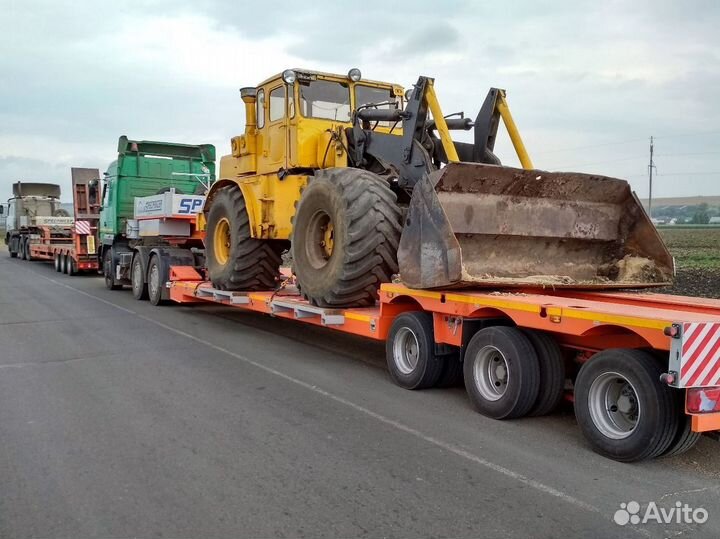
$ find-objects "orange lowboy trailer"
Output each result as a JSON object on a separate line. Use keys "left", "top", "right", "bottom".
{"left": 26, "top": 168, "right": 101, "bottom": 275}
{"left": 164, "top": 265, "right": 720, "bottom": 463}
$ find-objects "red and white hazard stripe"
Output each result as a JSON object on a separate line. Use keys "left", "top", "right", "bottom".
{"left": 75, "top": 221, "right": 91, "bottom": 235}
{"left": 680, "top": 322, "right": 720, "bottom": 387}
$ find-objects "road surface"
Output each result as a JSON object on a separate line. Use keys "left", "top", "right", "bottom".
{"left": 1, "top": 252, "right": 719, "bottom": 538}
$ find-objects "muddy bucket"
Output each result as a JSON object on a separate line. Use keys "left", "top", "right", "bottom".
{"left": 397, "top": 162, "right": 674, "bottom": 290}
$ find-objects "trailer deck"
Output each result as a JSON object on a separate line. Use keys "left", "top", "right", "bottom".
{"left": 168, "top": 265, "right": 720, "bottom": 437}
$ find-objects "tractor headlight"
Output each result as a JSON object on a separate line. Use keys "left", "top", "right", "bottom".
{"left": 347, "top": 68, "right": 362, "bottom": 82}
{"left": 282, "top": 69, "right": 297, "bottom": 84}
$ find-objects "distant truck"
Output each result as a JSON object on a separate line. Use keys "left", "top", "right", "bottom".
{"left": 3, "top": 182, "right": 74, "bottom": 259}
{"left": 100, "top": 136, "right": 215, "bottom": 302}
{"left": 11, "top": 168, "right": 103, "bottom": 274}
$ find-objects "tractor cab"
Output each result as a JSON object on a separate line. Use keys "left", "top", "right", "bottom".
{"left": 226, "top": 68, "right": 404, "bottom": 178}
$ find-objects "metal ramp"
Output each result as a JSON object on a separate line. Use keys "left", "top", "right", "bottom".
{"left": 194, "top": 286, "right": 345, "bottom": 326}
{"left": 270, "top": 299, "right": 345, "bottom": 326}
{"left": 196, "top": 287, "right": 250, "bottom": 305}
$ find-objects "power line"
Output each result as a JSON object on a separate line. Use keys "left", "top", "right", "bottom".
{"left": 552, "top": 155, "right": 645, "bottom": 169}
{"left": 533, "top": 138, "right": 646, "bottom": 155}
{"left": 655, "top": 151, "right": 720, "bottom": 157}
{"left": 533, "top": 130, "right": 720, "bottom": 156}
{"left": 654, "top": 130, "right": 720, "bottom": 140}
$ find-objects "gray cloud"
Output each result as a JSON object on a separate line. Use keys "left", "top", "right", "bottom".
{"left": 1, "top": 0, "right": 719, "bottom": 202}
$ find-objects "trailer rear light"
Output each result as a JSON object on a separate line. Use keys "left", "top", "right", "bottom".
{"left": 664, "top": 324, "right": 681, "bottom": 338}
{"left": 687, "top": 387, "right": 720, "bottom": 413}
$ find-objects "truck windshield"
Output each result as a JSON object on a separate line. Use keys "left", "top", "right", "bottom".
{"left": 298, "top": 80, "right": 351, "bottom": 122}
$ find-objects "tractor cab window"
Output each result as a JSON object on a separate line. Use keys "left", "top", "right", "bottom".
{"left": 269, "top": 86, "right": 285, "bottom": 122}
{"left": 355, "top": 85, "right": 399, "bottom": 127}
{"left": 299, "top": 80, "right": 351, "bottom": 122}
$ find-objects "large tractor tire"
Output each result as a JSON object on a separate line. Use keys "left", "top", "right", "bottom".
{"left": 206, "top": 184, "right": 285, "bottom": 291}
{"left": 292, "top": 168, "right": 402, "bottom": 307}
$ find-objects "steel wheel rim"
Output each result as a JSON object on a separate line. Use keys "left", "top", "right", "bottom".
{"left": 588, "top": 371, "right": 641, "bottom": 440}
{"left": 132, "top": 259, "right": 143, "bottom": 292}
{"left": 473, "top": 345, "right": 509, "bottom": 401}
{"left": 149, "top": 263, "right": 160, "bottom": 299}
{"left": 213, "top": 217, "right": 231, "bottom": 265}
{"left": 306, "top": 210, "right": 334, "bottom": 269}
{"left": 393, "top": 327, "right": 420, "bottom": 375}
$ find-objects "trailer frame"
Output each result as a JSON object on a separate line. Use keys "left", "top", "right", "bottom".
{"left": 164, "top": 265, "right": 720, "bottom": 459}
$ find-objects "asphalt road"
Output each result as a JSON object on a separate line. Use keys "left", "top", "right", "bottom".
{"left": 1, "top": 252, "right": 719, "bottom": 539}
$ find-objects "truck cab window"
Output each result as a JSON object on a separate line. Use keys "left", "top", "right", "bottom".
{"left": 269, "top": 86, "right": 285, "bottom": 122}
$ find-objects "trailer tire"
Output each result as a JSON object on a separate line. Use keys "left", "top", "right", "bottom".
{"left": 436, "top": 353, "right": 464, "bottom": 388}
{"left": 54, "top": 253, "right": 61, "bottom": 271}
{"left": 292, "top": 168, "right": 402, "bottom": 308}
{"left": 131, "top": 255, "right": 149, "bottom": 300}
{"left": 574, "top": 349, "right": 678, "bottom": 462}
{"left": 19, "top": 238, "right": 27, "bottom": 260}
{"left": 386, "top": 312, "right": 443, "bottom": 390}
{"left": 523, "top": 330, "right": 566, "bottom": 416}
{"left": 206, "top": 184, "right": 284, "bottom": 291}
{"left": 147, "top": 255, "right": 166, "bottom": 306}
{"left": 67, "top": 255, "right": 75, "bottom": 276}
{"left": 463, "top": 327, "right": 540, "bottom": 419}
{"left": 103, "top": 249, "right": 122, "bottom": 290}
{"left": 25, "top": 238, "right": 34, "bottom": 261}
{"left": 660, "top": 403, "right": 702, "bottom": 458}
{"left": 62, "top": 253, "right": 69, "bottom": 274}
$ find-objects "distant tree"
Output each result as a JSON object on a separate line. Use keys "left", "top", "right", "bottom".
{"left": 690, "top": 211, "right": 710, "bottom": 224}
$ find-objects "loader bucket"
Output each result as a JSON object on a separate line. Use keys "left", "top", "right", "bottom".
{"left": 397, "top": 162, "right": 674, "bottom": 290}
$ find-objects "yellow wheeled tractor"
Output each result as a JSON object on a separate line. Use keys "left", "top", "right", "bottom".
{"left": 204, "top": 68, "right": 673, "bottom": 307}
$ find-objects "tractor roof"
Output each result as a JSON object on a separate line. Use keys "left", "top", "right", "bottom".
{"left": 256, "top": 69, "right": 402, "bottom": 91}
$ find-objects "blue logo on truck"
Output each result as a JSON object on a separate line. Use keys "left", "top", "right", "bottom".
{"left": 178, "top": 198, "right": 204, "bottom": 214}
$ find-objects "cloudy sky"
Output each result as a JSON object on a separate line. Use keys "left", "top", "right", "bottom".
{"left": 1, "top": 0, "right": 719, "bottom": 202}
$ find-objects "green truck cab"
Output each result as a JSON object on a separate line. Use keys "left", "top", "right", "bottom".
{"left": 100, "top": 136, "right": 215, "bottom": 303}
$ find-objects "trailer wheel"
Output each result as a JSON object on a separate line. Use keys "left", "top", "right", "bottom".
{"left": 62, "top": 254, "right": 69, "bottom": 274}
{"left": 574, "top": 349, "right": 678, "bottom": 462}
{"left": 103, "top": 249, "right": 122, "bottom": 290}
{"left": 386, "top": 312, "right": 443, "bottom": 390}
{"left": 523, "top": 330, "right": 566, "bottom": 416}
{"left": 463, "top": 327, "right": 540, "bottom": 419}
{"left": 54, "top": 253, "right": 61, "bottom": 271}
{"left": 131, "top": 255, "right": 149, "bottom": 301}
{"left": 67, "top": 255, "right": 76, "bottom": 276}
{"left": 25, "top": 239, "right": 34, "bottom": 261}
{"left": 660, "top": 402, "right": 702, "bottom": 458}
{"left": 147, "top": 255, "right": 166, "bottom": 306}
{"left": 19, "top": 238, "right": 27, "bottom": 260}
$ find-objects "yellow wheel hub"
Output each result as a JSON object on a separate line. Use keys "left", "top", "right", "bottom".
{"left": 322, "top": 222, "right": 334, "bottom": 258}
{"left": 214, "top": 217, "right": 231, "bottom": 265}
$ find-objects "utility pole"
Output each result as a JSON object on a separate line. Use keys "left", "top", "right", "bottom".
{"left": 648, "top": 136, "right": 656, "bottom": 218}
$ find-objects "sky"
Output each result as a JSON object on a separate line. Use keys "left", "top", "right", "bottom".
{"left": 1, "top": 0, "right": 719, "bottom": 203}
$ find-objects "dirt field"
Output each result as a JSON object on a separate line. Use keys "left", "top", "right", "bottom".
{"left": 659, "top": 226, "right": 720, "bottom": 298}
